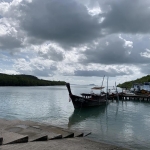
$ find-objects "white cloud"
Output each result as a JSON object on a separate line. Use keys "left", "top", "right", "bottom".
{"left": 0, "top": 1, "right": 10, "bottom": 15}
{"left": 87, "top": 6, "right": 101, "bottom": 16}
{"left": 140, "top": 49, "right": 150, "bottom": 58}
{"left": 0, "top": 69, "right": 19, "bottom": 74}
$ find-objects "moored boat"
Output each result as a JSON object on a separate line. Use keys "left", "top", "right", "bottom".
{"left": 66, "top": 83, "right": 107, "bottom": 109}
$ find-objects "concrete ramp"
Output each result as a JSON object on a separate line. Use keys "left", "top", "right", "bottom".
{"left": 47, "top": 132, "right": 62, "bottom": 140}
{"left": 29, "top": 134, "right": 48, "bottom": 142}
{"left": 0, "top": 130, "right": 28, "bottom": 145}
{"left": 61, "top": 128, "right": 84, "bottom": 137}
{"left": 6, "top": 125, "right": 62, "bottom": 141}
{"left": 14, "top": 121, "right": 86, "bottom": 138}
{"left": 75, "top": 133, "right": 84, "bottom": 137}
{"left": 0, "top": 119, "right": 89, "bottom": 145}
{"left": 23, "top": 126, "right": 63, "bottom": 140}
{"left": 12, "top": 121, "right": 74, "bottom": 139}
{"left": 6, "top": 126, "right": 48, "bottom": 142}
{"left": 70, "top": 131, "right": 83, "bottom": 137}
{"left": 39, "top": 125, "right": 74, "bottom": 138}
{"left": 84, "top": 132, "right": 91, "bottom": 137}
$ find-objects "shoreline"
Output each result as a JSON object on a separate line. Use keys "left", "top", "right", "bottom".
{"left": 0, "top": 118, "right": 129, "bottom": 150}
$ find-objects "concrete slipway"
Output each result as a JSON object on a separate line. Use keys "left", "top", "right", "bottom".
{"left": 0, "top": 118, "right": 129, "bottom": 150}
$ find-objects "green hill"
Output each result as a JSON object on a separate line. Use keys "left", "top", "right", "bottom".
{"left": 0, "top": 73, "right": 66, "bottom": 86}
{"left": 117, "top": 75, "right": 150, "bottom": 88}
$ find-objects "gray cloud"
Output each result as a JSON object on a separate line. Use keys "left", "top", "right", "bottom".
{"left": 38, "top": 48, "right": 64, "bottom": 62}
{"left": 17, "top": 65, "right": 57, "bottom": 77}
{"left": 140, "top": 64, "right": 150, "bottom": 75}
{"left": 0, "top": 35, "right": 23, "bottom": 50}
{"left": 74, "top": 68, "right": 133, "bottom": 77}
{"left": 18, "top": 0, "right": 102, "bottom": 46}
{"left": 100, "top": 0, "right": 150, "bottom": 33}
{"left": 81, "top": 35, "right": 150, "bottom": 65}
{"left": 0, "top": 0, "right": 12, "bottom": 2}
{"left": 1, "top": 0, "right": 150, "bottom": 79}
{"left": 32, "top": 66, "right": 57, "bottom": 77}
{"left": 2, "top": 0, "right": 150, "bottom": 50}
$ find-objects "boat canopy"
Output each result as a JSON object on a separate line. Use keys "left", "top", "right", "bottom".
{"left": 91, "top": 87, "right": 104, "bottom": 90}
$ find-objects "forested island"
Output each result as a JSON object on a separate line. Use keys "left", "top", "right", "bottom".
{"left": 0, "top": 73, "right": 66, "bottom": 86}
{"left": 117, "top": 75, "right": 150, "bottom": 88}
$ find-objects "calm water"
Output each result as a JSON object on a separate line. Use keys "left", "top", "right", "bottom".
{"left": 0, "top": 85, "right": 150, "bottom": 149}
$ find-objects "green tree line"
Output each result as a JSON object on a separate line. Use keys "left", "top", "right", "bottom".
{"left": 0, "top": 73, "right": 66, "bottom": 86}
{"left": 117, "top": 75, "right": 150, "bottom": 88}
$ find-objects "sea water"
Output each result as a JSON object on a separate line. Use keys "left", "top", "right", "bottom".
{"left": 0, "top": 85, "right": 150, "bottom": 149}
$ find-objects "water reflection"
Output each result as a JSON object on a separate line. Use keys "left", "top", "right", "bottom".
{"left": 68, "top": 106, "right": 106, "bottom": 128}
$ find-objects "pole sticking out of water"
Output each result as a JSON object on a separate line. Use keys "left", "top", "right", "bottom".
{"left": 115, "top": 81, "right": 119, "bottom": 102}
{"left": 100, "top": 75, "right": 105, "bottom": 95}
{"left": 106, "top": 76, "right": 109, "bottom": 102}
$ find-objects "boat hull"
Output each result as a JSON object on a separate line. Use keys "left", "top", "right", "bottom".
{"left": 70, "top": 94, "right": 107, "bottom": 109}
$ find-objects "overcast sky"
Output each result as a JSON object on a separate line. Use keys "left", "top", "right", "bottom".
{"left": 0, "top": 0, "right": 150, "bottom": 86}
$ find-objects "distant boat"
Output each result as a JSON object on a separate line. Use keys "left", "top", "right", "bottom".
{"left": 66, "top": 83, "right": 107, "bottom": 109}
{"left": 89, "top": 84, "right": 96, "bottom": 86}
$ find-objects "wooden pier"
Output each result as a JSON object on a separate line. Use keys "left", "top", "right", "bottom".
{"left": 108, "top": 94, "right": 150, "bottom": 102}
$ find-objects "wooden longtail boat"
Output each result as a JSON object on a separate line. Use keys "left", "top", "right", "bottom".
{"left": 66, "top": 83, "right": 107, "bottom": 109}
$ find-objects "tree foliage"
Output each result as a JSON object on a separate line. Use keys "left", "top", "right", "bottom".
{"left": 0, "top": 73, "right": 66, "bottom": 86}
{"left": 117, "top": 75, "right": 150, "bottom": 88}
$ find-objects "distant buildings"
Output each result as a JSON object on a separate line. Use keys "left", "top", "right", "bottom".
{"left": 131, "top": 82, "right": 150, "bottom": 92}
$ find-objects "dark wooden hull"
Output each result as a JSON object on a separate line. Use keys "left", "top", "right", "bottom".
{"left": 70, "top": 94, "right": 107, "bottom": 109}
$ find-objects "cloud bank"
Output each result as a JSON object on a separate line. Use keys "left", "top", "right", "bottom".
{"left": 0, "top": 0, "right": 150, "bottom": 84}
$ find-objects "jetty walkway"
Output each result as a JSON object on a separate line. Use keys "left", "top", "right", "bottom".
{"left": 0, "top": 118, "right": 128, "bottom": 150}
{"left": 109, "top": 94, "right": 150, "bottom": 102}
{"left": 120, "top": 94, "right": 150, "bottom": 102}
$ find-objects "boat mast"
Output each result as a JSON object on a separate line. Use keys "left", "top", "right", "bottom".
{"left": 100, "top": 75, "right": 105, "bottom": 95}
{"left": 106, "top": 76, "right": 109, "bottom": 102}
{"left": 115, "top": 81, "right": 119, "bottom": 102}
